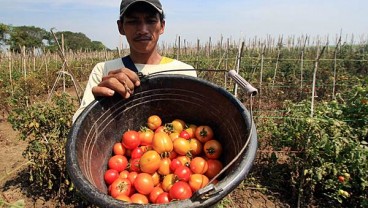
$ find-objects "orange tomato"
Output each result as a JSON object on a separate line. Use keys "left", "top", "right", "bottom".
{"left": 151, "top": 172, "right": 161, "bottom": 186}
{"left": 115, "top": 193, "right": 131, "bottom": 202}
{"left": 139, "top": 150, "right": 161, "bottom": 174}
{"left": 161, "top": 174, "right": 177, "bottom": 192}
{"left": 113, "top": 142, "right": 126, "bottom": 155}
{"left": 169, "top": 132, "right": 180, "bottom": 141}
{"left": 138, "top": 127, "right": 154, "bottom": 146}
{"left": 185, "top": 124, "right": 197, "bottom": 138}
{"left": 189, "top": 174, "right": 209, "bottom": 191}
{"left": 173, "top": 137, "right": 191, "bottom": 156}
{"left": 158, "top": 157, "right": 172, "bottom": 176}
{"left": 203, "top": 140, "right": 223, "bottom": 159}
{"left": 134, "top": 173, "right": 154, "bottom": 195}
{"left": 190, "top": 157, "right": 208, "bottom": 174}
{"left": 147, "top": 115, "right": 162, "bottom": 130}
{"left": 189, "top": 138, "right": 203, "bottom": 156}
{"left": 176, "top": 155, "right": 191, "bottom": 167}
{"left": 171, "top": 119, "right": 186, "bottom": 133}
{"left": 152, "top": 132, "right": 173, "bottom": 155}
{"left": 195, "top": 125, "right": 214, "bottom": 143}
{"left": 130, "top": 193, "right": 149, "bottom": 204}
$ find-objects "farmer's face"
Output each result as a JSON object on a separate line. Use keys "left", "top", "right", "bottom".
{"left": 118, "top": 11, "right": 165, "bottom": 54}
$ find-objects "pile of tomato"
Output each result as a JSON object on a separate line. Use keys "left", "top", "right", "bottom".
{"left": 103, "top": 115, "right": 224, "bottom": 204}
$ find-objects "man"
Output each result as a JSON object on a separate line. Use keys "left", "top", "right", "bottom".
{"left": 73, "top": 0, "right": 196, "bottom": 122}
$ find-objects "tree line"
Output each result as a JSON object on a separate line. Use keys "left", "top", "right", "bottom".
{"left": 0, "top": 23, "right": 108, "bottom": 53}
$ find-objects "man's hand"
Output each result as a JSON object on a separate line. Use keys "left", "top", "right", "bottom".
{"left": 92, "top": 68, "right": 141, "bottom": 99}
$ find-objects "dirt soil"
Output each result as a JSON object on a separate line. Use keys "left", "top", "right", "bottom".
{"left": 0, "top": 116, "right": 288, "bottom": 208}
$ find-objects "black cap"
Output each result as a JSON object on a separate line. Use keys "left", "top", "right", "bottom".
{"left": 120, "top": 0, "right": 163, "bottom": 17}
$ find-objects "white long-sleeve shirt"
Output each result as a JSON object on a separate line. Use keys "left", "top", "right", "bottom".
{"left": 72, "top": 56, "right": 197, "bottom": 122}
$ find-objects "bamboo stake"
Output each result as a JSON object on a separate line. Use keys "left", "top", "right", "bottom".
{"left": 332, "top": 33, "right": 342, "bottom": 99}
{"left": 310, "top": 41, "right": 327, "bottom": 117}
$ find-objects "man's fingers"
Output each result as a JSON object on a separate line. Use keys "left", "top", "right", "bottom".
{"left": 108, "top": 68, "right": 140, "bottom": 86}
{"left": 92, "top": 86, "right": 115, "bottom": 97}
{"left": 94, "top": 78, "right": 133, "bottom": 99}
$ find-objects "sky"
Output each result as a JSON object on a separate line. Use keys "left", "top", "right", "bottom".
{"left": 1, "top": 0, "right": 367, "bottom": 49}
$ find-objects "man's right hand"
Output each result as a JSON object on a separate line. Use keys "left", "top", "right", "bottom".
{"left": 92, "top": 68, "right": 141, "bottom": 99}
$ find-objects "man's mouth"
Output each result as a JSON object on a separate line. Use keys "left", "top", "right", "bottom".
{"left": 134, "top": 36, "right": 152, "bottom": 41}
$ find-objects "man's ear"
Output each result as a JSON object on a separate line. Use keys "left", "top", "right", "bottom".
{"left": 160, "top": 20, "right": 166, "bottom": 35}
{"left": 117, "top": 19, "right": 125, "bottom": 35}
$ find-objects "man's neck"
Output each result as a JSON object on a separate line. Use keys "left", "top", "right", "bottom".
{"left": 129, "top": 51, "right": 162, "bottom": 65}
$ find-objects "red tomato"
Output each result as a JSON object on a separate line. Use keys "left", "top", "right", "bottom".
{"left": 113, "top": 142, "right": 126, "bottom": 155}
{"left": 147, "top": 115, "right": 162, "bottom": 130}
{"left": 134, "top": 173, "right": 154, "bottom": 195}
{"left": 173, "top": 137, "right": 191, "bottom": 156}
{"left": 108, "top": 155, "right": 128, "bottom": 172}
{"left": 152, "top": 132, "right": 173, "bottom": 154}
{"left": 204, "top": 140, "right": 223, "bottom": 159}
{"left": 122, "top": 130, "right": 140, "bottom": 150}
{"left": 139, "top": 127, "right": 154, "bottom": 145}
{"left": 190, "top": 157, "right": 208, "bottom": 174}
{"left": 139, "top": 150, "right": 161, "bottom": 174}
{"left": 115, "top": 194, "right": 131, "bottom": 202}
{"left": 104, "top": 169, "right": 119, "bottom": 185}
{"left": 189, "top": 174, "right": 209, "bottom": 192}
{"left": 158, "top": 157, "right": 172, "bottom": 176}
{"left": 168, "top": 150, "right": 178, "bottom": 160}
{"left": 130, "top": 193, "right": 149, "bottom": 204}
{"left": 169, "top": 181, "right": 193, "bottom": 200}
{"left": 174, "top": 165, "right": 192, "bottom": 182}
{"left": 205, "top": 159, "right": 223, "bottom": 179}
{"left": 195, "top": 125, "right": 214, "bottom": 143}
{"left": 189, "top": 138, "right": 203, "bottom": 156}
{"left": 110, "top": 178, "right": 132, "bottom": 198}
{"left": 170, "top": 158, "right": 182, "bottom": 172}
{"left": 129, "top": 158, "right": 141, "bottom": 172}
{"left": 149, "top": 186, "right": 164, "bottom": 203}
{"left": 155, "top": 192, "right": 171, "bottom": 204}
{"left": 179, "top": 130, "right": 191, "bottom": 140}
{"left": 131, "top": 147, "right": 144, "bottom": 159}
